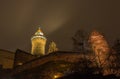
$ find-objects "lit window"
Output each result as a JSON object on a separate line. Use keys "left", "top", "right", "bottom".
{"left": 18, "top": 62, "right": 23, "bottom": 66}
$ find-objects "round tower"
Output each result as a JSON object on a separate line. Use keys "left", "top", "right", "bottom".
{"left": 31, "top": 27, "right": 47, "bottom": 56}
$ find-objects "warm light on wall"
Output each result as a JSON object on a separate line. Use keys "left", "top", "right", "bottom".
{"left": 53, "top": 73, "right": 62, "bottom": 79}
{"left": 54, "top": 75, "right": 59, "bottom": 79}
{"left": 17, "top": 62, "right": 23, "bottom": 66}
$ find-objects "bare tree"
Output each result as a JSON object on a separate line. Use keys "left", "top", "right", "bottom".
{"left": 72, "top": 30, "right": 88, "bottom": 52}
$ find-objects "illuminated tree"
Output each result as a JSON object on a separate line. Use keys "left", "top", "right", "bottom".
{"left": 48, "top": 41, "right": 58, "bottom": 54}
{"left": 89, "top": 30, "right": 110, "bottom": 73}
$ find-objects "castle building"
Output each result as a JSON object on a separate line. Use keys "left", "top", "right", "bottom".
{"left": 0, "top": 28, "right": 120, "bottom": 79}
{"left": 31, "top": 27, "right": 47, "bottom": 56}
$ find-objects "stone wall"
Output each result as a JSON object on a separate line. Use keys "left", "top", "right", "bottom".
{"left": 0, "top": 49, "right": 15, "bottom": 69}
{"left": 14, "top": 49, "right": 37, "bottom": 67}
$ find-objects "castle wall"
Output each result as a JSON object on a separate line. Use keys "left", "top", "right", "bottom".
{"left": 11, "top": 51, "right": 93, "bottom": 76}
{"left": 14, "top": 49, "right": 37, "bottom": 67}
{"left": 0, "top": 49, "right": 15, "bottom": 69}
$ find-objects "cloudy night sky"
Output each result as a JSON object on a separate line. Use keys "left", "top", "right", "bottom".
{"left": 0, "top": 0, "right": 120, "bottom": 52}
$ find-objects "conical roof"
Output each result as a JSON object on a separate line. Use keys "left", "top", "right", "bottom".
{"left": 35, "top": 27, "right": 44, "bottom": 36}
{"left": 31, "top": 27, "right": 46, "bottom": 40}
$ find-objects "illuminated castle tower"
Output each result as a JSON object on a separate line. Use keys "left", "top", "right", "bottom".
{"left": 31, "top": 27, "right": 47, "bottom": 56}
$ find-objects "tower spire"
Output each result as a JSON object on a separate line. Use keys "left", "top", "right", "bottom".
{"left": 37, "top": 27, "right": 42, "bottom": 32}
{"left": 38, "top": 27, "right": 41, "bottom": 30}
{"left": 37, "top": 25, "right": 41, "bottom": 32}
{"left": 34, "top": 27, "right": 44, "bottom": 36}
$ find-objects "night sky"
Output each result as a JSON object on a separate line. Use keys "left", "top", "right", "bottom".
{"left": 0, "top": 0, "right": 120, "bottom": 52}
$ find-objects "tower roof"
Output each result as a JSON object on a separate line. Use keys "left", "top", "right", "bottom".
{"left": 35, "top": 27, "right": 44, "bottom": 36}
{"left": 31, "top": 27, "right": 46, "bottom": 40}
